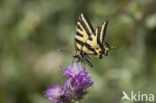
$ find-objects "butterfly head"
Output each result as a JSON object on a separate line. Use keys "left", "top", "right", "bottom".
{"left": 96, "top": 43, "right": 110, "bottom": 59}
{"left": 100, "top": 43, "right": 118, "bottom": 58}
{"left": 103, "top": 43, "right": 110, "bottom": 56}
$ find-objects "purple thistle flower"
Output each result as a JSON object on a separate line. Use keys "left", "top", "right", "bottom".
{"left": 45, "top": 85, "right": 64, "bottom": 101}
{"left": 64, "top": 63, "right": 94, "bottom": 99}
{"left": 45, "top": 63, "right": 94, "bottom": 103}
{"left": 63, "top": 63, "right": 84, "bottom": 78}
{"left": 45, "top": 85, "right": 70, "bottom": 103}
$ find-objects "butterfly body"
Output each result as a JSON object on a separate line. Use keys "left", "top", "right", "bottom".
{"left": 74, "top": 13, "right": 111, "bottom": 67}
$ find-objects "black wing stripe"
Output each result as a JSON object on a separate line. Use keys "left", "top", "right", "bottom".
{"left": 102, "top": 21, "right": 108, "bottom": 42}
{"left": 97, "top": 25, "right": 103, "bottom": 48}
{"left": 76, "top": 32, "right": 83, "bottom": 37}
{"left": 78, "top": 19, "right": 91, "bottom": 37}
{"left": 75, "top": 38, "right": 96, "bottom": 55}
{"left": 81, "top": 13, "right": 95, "bottom": 35}
{"left": 76, "top": 24, "right": 83, "bottom": 31}
{"left": 84, "top": 43, "right": 97, "bottom": 55}
{"left": 75, "top": 38, "right": 84, "bottom": 46}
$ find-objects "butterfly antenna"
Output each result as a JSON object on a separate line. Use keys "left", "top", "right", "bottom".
{"left": 57, "top": 48, "right": 73, "bottom": 54}
{"left": 110, "top": 46, "right": 119, "bottom": 49}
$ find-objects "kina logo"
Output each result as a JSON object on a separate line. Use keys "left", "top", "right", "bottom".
{"left": 121, "top": 91, "right": 155, "bottom": 102}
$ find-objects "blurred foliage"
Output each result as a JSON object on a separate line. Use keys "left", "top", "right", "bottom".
{"left": 0, "top": 0, "right": 156, "bottom": 103}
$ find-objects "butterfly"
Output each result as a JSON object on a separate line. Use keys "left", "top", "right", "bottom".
{"left": 73, "top": 13, "right": 115, "bottom": 67}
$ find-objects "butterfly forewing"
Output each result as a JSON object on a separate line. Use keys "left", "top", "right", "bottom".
{"left": 79, "top": 13, "right": 95, "bottom": 37}
{"left": 75, "top": 13, "right": 95, "bottom": 51}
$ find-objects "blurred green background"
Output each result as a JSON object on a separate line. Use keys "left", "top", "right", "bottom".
{"left": 0, "top": 0, "right": 156, "bottom": 103}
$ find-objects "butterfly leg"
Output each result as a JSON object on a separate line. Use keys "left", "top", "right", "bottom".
{"left": 84, "top": 55, "right": 93, "bottom": 67}
{"left": 80, "top": 53, "right": 86, "bottom": 68}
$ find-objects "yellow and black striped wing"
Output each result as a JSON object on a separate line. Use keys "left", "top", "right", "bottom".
{"left": 95, "top": 21, "right": 108, "bottom": 45}
{"left": 84, "top": 21, "right": 109, "bottom": 57}
{"left": 74, "top": 13, "right": 95, "bottom": 51}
